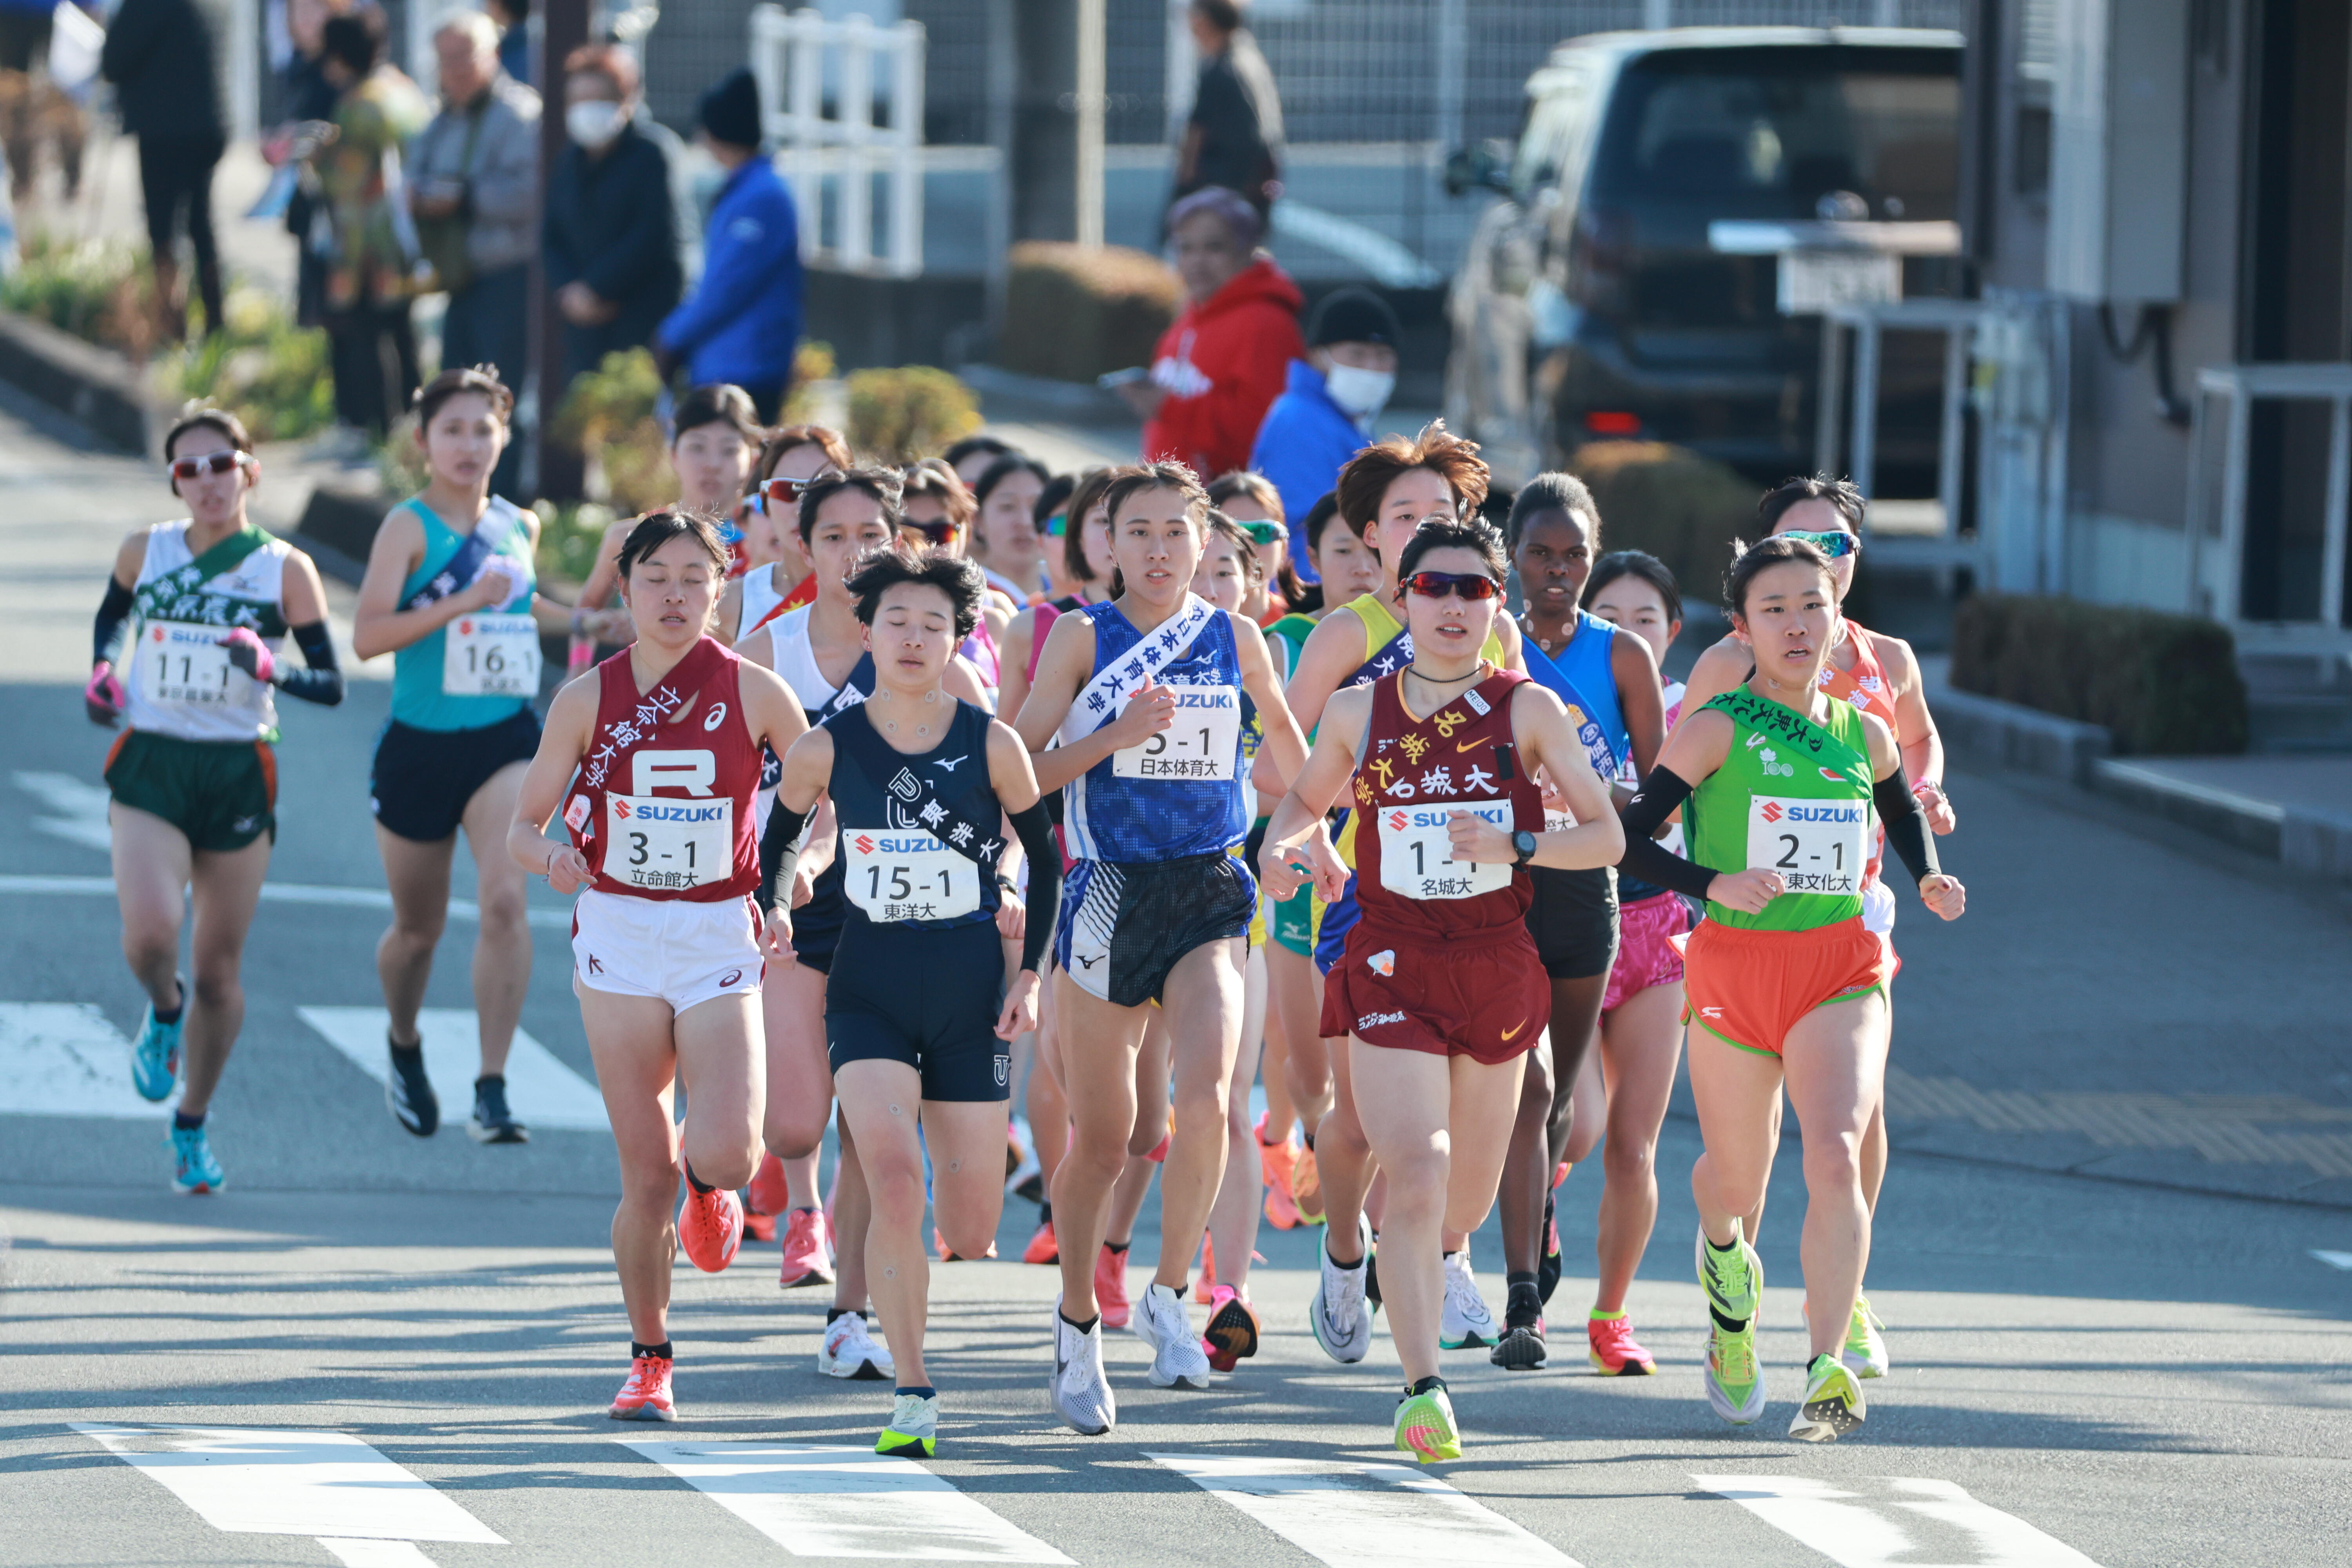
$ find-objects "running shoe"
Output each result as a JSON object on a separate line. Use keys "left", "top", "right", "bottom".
{"left": 467, "top": 1077, "right": 528, "bottom": 1144}
{"left": 877, "top": 1391, "right": 939, "bottom": 1457}
{"left": 385, "top": 1037, "right": 439, "bottom": 1137}
{"left": 1586, "top": 1312, "right": 1655, "bottom": 1376}
{"left": 1309, "top": 1217, "right": 1374, "bottom": 1363}
{"left": 818, "top": 1312, "right": 894, "bottom": 1381}
{"left": 1203, "top": 1283, "right": 1260, "bottom": 1372}
{"left": 167, "top": 1122, "right": 224, "bottom": 1195}
{"left": 1697, "top": 1222, "right": 1766, "bottom": 1425}
{"left": 678, "top": 1185, "right": 745, "bottom": 1273}
{"left": 1439, "top": 1252, "right": 1497, "bottom": 1350}
{"left": 1393, "top": 1380, "right": 1462, "bottom": 1465}
{"left": 778, "top": 1207, "right": 835, "bottom": 1289}
{"left": 1006, "top": 1134, "right": 1044, "bottom": 1206}
{"left": 743, "top": 1209, "right": 776, "bottom": 1243}
{"left": 1132, "top": 1282, "right": 1212, "bottom": 1389}
{"left": 1535, "top": 1192, "right": 1562, "bottom": 1305}
{"left": 609, "top": 1354, "right": 676, "bottom": 1421}
{"left": 748, "top": 1151, "right": 790, "bottom": 1217}
{"left": 1290, "top": 1143, "right": 1326, "bottom": 1225}
{"left": 1197, "top": 1234, "right": 1218, "bottom": 1294}
{"left": 130, "top": 989, "right": 182, "bottom": 1102}
{"left": 1094, "top": 1243, "right": 1132, "bottom": 1330}
{"left": 1489, "top": 1319, "right": 1547, "bottom": 1371}
{"left": 1844, "top": 1296, "right": 1890, "bottom": 1379}
{"left": 1789, "top": 1352, "right": 1866, "bottom": 1442}
{"left": 1257, "top": 1115, "right": 1302, "bottom": 1231}
{"left": 1022, "top": 1218, "right": 1059, "bottom": 1265}
{"left": 1050, "top": 1300, "right": 1116, "bottom": 1435}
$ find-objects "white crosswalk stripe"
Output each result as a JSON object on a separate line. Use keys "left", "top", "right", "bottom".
{"left": 299, "top": 1005, "right": 610, "bottom": 1130}
{"left": 0, "top": 1002, "right": 177, "bottom": 1117}
{"left": 1695, "top": 1475, "right": 2105, "bottom": 1567}
{"left": 619, "top": 1441, "right": 1074, "bottom": 1562}
{"left": 15, "top": 770, "right": 114, "bottom": 850}
{"left": 1148, "top": 1452, "right": 1583, "bottom": 1568}
{"left": 0, "top": 871, "right": 575, "bottom": 928}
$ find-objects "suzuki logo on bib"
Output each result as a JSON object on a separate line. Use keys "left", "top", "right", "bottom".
{"left": 1761, "top": 800, "right": 1783, "bottom": 823}
{"left": 854, "top": 835, "right": 876, "bottom": 854}
{"left": 1387, "top": 811, "right": 1407, "bottom": 831}
{"left": 632, "top": 750, "right": 716, "bottom": 796}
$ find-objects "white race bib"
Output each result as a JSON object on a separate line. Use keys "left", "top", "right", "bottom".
{"left": 1377, "top": 800, "right": 1513, "bottom": 900}
{"left": 443, "top": 612, "right": 540, "bottom": 697}
{"left": 1111, "top": 683, "right": 1241, "bottom": 781}
{"left": 844, "top": 829, "right": 982, "bottom": 922}
{"left": 140, "top": 622, "right": 242, "bottom": 710}
{"left": 1747, "top": 795, "right": 1868, "bottom": 897}
{"left": 605, "top": 793, "right": 732, "bottom": 891}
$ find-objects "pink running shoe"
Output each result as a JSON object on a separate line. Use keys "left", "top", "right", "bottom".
{"left": 778, "top": 1206, "right": 835, "bottom": 1289}
{"left": 1587, "top": 1313, "right": 1656, "bottom": 1376}
{"left": 678, "top": 1186, "right": 744, "bottom": 1273}
{"left": 1094, "top": 1243, "right": 1132, "bottom": 1330}
{"left": 609, "top": 1353, "right": 676, "bottom": 1421}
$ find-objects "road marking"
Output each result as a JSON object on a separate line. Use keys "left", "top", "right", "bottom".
{"left": 621, "top": 1441, "right": 1072, "bottom": 1562}
{"left": 15, "top": 769, "right": 114, "bottom": 849}
{"left": 1695, "top": 1475, "right": 2103, "bottom": 1567}
{"left": 73, "top": 1426, "right": 504, "bottom": 1546}
{"left": 1148, "top": 1452, "right": 1581, "bottom": 1568}
{"left": 0, "top": 872, "right": 573, "bottom": 928}
{"left": 300, "top": 1006, "right": 609, "bottom": 1131}
{"left": 0, "top": 1003, "right": 177, "bottom": 1117}
{"left": 319, "top": 1542, "right": 441, "bottom": 1567}
{"left": 2313, "top": 1249, "right": 2352, "bottom": 1270}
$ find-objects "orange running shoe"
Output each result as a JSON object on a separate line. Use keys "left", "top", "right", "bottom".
{"left": 1258, "top": 1116, "right": 1302, "bottom": 1231}
{"left": 1203, "top": 1283, "right": 1260, "bottom": 1372}
{"left": 936, "top": 1227, "right": 999, "bottom": 1261}
{"left": 1144, "top": 1130, "right": 1171, "bottom": 1163}
{"left": 778, "top": 1206, "right": 835, "bottom": 1289}
{"left": 679, "top": 1185, "right": 744, "bottom": 1273}
{"left": 747, "top": 1151, "right": 789, "bottom": 1217}
{"left": 1290, "top": 1143, "right": 1326, "bottom": 1225}
{"left": 1022, "top": 1218, "right": 1060, "bottom": 1265}
{"left": 1196, "top": 1234, "right": 1217, "bottom": 1296}
{"left": 609, "top": 1353, "right": 676, "bottom": 1421}
{"left": 1587, "top": 1312, "right": 1656, "bottom": 1376}
{"left": 742, "top": 1209, "right": 776, "bottom": 1244}
{"left": 1095, "top": 1243, "right": 1132, "bottom": 1329}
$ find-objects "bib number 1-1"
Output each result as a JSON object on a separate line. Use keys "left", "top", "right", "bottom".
{"left": 1377, "top": 801, "right": 1512, "bottom": 900}
{"left": 1746, "top": 795, "right": 1867, "bottom": 897}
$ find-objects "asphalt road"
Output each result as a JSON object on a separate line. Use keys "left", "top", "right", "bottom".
{"left": 2, "top": 401, "right": 2348, "bottom": 1568}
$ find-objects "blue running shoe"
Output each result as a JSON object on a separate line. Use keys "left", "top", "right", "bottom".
{"left": 169, "top": 1122, "right": 224, "bottom": 1194}
{"left": 131, "top": 989, "right": 183, "bottom": 1102}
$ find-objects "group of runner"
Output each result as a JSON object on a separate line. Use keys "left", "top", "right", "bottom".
{"left": 88, "top": 368, "right": 1962, "bottom": 1464}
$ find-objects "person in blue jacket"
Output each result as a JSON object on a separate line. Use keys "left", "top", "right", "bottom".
{"left": 1247, "top": 287, "right": 1401, "bottom": 583}
{"left": 655, "top": 68, "right": 802, "bottom": 423}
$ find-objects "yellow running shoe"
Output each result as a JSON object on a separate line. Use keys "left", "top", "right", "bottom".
{"left": 1290, "top": 1142, "right": 1326, "bottom": 1225}
{"left": 1789, "top": 1353, "right": 1865, "bottom": 1442}
{"left": 1393, "top": 1379, "right": 1461, "bottom": 1464}
{"left": 1844, "top": 1296, "right": 1889, "bottom": 1379}
{"left": 877, "top": 1390, "right": 938, "bottom": 1456}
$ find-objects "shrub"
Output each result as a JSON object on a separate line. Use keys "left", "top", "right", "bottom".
{"left": 552, "top": 348, "right": 671, "bottom": 514}
{"left": 998, "top": 242, "right": 1179, "bottom": 383}
{"left": 532, "top": 499, "right": 620, "bottom": 588}
{"left": 780, "top": 339, "right": 836, "bottom": 425}
{"left": 845, "top": 365, "right": 980, "bottom": 465}
{"left": 0, "top": 230, "right": 153, "bottom": 355}
{"left": 1565, "top": 440, "right": 1760, "bottom": 608}
{"left": 1949, "top": 593, "right": 2249, "bottom": 755}
{"left": 165, "top": 286, "right": 334, "bottom": 443}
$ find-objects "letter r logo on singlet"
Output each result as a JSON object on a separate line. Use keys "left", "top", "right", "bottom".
{"left": 632, "top": 750, "right": 717, "bottom": 796}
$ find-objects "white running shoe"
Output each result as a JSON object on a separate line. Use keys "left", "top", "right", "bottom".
{"left": 1131, "top": 1281, "right": 1211, "bottom": 1389}
{"left": 817, "top": 1312, "right": 893, "bottom": 1380}
{"left": 1050, "top": 1300, "right": 1116, "bottom": 1434}
{"left": 1439, "top": 1250, "right": 1498, "bottom": 1350}
{"left": 1309, "top": 1216, "right": 1374, "bottom": 1363}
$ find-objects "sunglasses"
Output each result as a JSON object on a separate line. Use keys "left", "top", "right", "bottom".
{"left": 1402, "top": 570, "right": 1502, "bottom": 601}
{"left": 170, "top": 452, "right": 248, "bottom": 481}
{"left": 903, "top": 519, "right": 962, "bottom": 546}
{"left": 760, "top": 474, "right": 826, "bottom": 505}
{"left": 1780, "top": 528, "right": 1860, "bottom": 559}
{"left": 1042, "top": 510, "right": 1069, "bottom": 538}
{"left": 1237, "top": 519, "right": 1286, "bottom": 547}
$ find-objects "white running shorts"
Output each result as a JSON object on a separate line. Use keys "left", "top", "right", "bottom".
{"left": 571, "top": 888, "right": 765, "bottom": 1015}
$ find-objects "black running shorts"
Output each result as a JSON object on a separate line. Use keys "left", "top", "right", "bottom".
{"left": 827, "top": 918, "right": 1011, "bottom": 1102}
{"left": 1053, "top": 849, "right": 1254, "bottom": 1009}
{"left": 370, "top": 710, "right": 540, "bottom": 843}
{"left": 1524, "top": 864, "right": 1620, "bottom": 981}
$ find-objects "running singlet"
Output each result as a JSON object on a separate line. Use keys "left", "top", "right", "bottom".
{"left": 1522, "top": 610, "right": 1627, "bottom": 779}
{"left": 1614, "top": 679, "right": 1683, "bottom": 900}
{"left": 1817, "top": 622, "right": 1893, "bottom": 888}
{"left": 122, "top": 521, "right": 291, "bottom": 743}
{"left": 1349, "top": 667, "right": 1542, "bottom": 941}
{"left": 1056, "top": 595, "right": 1247, "bottom": 863}
{"left": 390, "top": 496, "right": 537, "bottom": 732}
{"left": 960, "top": 615, "right": 1002, "bottom": 710}
{"left": 1684, "top": 689, "right": 1874, "bottom": 932}
{"left": 1332, "top": 593, "right": 1506, "bottom": 871}
{"left": 826, "top": 701, "right": 1004, "bottom": 930}
{"left": 765, "top": 604, "right": 877, "bottom": 935}
{"left": 564, "top": 636, "right": 763, "bottom": 902}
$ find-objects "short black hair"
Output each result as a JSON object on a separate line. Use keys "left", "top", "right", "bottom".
{"left": 1724, "top": 532, "right": 1834, "bottom": 618}
{"left": 973, "top": 453, "right": 1053, "bottom": 514}
{"left": 165, "top": 402, "right": 254, "bottom": 461}
{"left": 322, "top": 11, "right": 385, "bottom": 74}
{"left": 618, "top": 508, "right": 730, "bottom": 579}
{"left": 1504, "top": 470, "right": 1599, "bottom": 552}
{"left": 1396, "top": 517, "right": 1507, "bottom": 583}
{"left": 944, "top": 434, "right": 1014, "bottom": 470}
{"left": 673, "top": 383, "right": 764, "bottom": 446}
{"left": 1757, "top": 473, "right": 1864, "bottom": 534}
{"left": 1298, "top": 490, "right": 1345, "bottom": 555}
{"left": 1033, "top": 470, "right": 1077, "bottom": 528}
{"left": 846, "top": 548, "right": 985, "bottom": 642}
{"left": 414, "top": 364, "right": 514, "bottom": 427}
{"left": 1584, "top": 549, "right": 1682, "bottom": 626}
{"left": 798, "top": 466, "right": 904, "bottom": 544}
{"left": 1192, "top": 0, "right": 1245, "bottom": 34}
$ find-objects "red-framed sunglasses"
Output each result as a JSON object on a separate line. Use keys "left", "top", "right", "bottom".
{"left": 762, "top": 470, "right": 838, "bottom": 505}
{"left": 169, "top": 451, "right": 251, "bottom": 481}
{"left": 903, "top": 519, "right": 963, "bottom": 546}
{"left": 1402, "top": 570, "right": 1501, "bottom": 601}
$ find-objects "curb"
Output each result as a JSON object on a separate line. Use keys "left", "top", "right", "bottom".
{"left": 0, "top": 310, "right": 153, "bottom": 454}
{"left": 1926, "top": 683, "right": 2112, "bottom": 786}
{"left": 2090, "top": 759, "right": 2282, "bottom": 858}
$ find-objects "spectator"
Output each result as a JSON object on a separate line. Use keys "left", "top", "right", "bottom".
{"left": 1172, "top": 0, "right": 1283, "bottom": 223}
{"left": 653, "top": 67, "right": 801, "bottom": 423}
{"left": 309, "top": 10, "right": 430, "bottom": 436}
{"left": 1129, "top": 186, "right": 1303, "bottom": 482}
{"left": 409, "top": 11, "right": 539, "bottom": 499}
{"left": 1247, "top": 285, "right": 1400, "bottom": 581}
{"left": 99, "top": 0, "right": 227, "bottom": 341}
{"left": 543, "top": 43, "right": 681, "bottom": 395}
{"left": 487, "top": 0, "right": 531, "bottom": 88}
{"left": 273, "top": 0, "right": 350, "bottom": 334}
{"left": 1, "top": 0, "right": 86, "bottom": 209}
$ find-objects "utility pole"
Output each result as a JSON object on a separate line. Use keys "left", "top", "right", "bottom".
{"left": 534, "top": 0, "right": 590, "bottom": 501}
{"left": 1075, "top": 0, "right": 1105, "bottom": 247}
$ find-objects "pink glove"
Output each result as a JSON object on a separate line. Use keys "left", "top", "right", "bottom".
{"left": 223, "top": 627, "right": 276, "bottom": 685}
{"left": 84, "top": 662, "right": 126, "bottom": 725}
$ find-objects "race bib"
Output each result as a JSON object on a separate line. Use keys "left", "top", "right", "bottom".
{"left": 1112, "top": 683, "right": 1241, "bottom": 781}
{"left": 140, "top": 622, "right": 241, "bottom": 710}
{"left": 1377, "top": 800, "right": 1513, "bottom": 900}
{"left": 443, "top": 612, "right": 540, "bottom": 697}
{"left": 844, "top": 829, "right": 982, "bottom": 922}
{"left": 604, "top": 793, "right": 732, "bottom": 891}
{"left": 1747, "top": 795, "right": 1868, "bottom": 897}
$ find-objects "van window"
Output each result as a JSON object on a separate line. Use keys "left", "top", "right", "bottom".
{"left": 1512, "top": 72, "right": 1592, "bottom": 196}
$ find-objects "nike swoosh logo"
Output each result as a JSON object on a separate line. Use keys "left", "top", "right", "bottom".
{"left": 1456, "top": 739, "right": 1486, "bottom": 752}
{"left": 1499, "top": 1020, "right": 1526, "bottom": 1041}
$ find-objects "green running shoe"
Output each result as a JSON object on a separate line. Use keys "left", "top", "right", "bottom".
{"left": 877, "top": 1391, "right": 938, "bottom": 1457}
{"left": 1697, "top": 1221, "right": 1765, "bottom": 1423}
{"left": 1393, "top": 1379, "right": 1461, "bottom": 1464}
{"left": 1843, "top": 1296, "right": 1889, "bottom": 1379}
{"left": 1694, "top": 1221, "right": 1761, "bottom": 1322}
{"left": 1789, "top": 1352, "right": 1866, "bottom": 1442}
{"left": 1702, "top": 1317, "right": 1766, "bottom": 1424}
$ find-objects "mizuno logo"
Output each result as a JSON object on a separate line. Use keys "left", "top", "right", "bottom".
{"left": 931, "top": 756, "right": 968, "bottom": 772}
{"left": 1074, "top": 954, "right": 1101, "bottom": 969}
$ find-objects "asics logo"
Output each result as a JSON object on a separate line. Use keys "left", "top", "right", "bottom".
{"left": 720, "top": 969, "right": 742, "bottom": 987}
{"left": 702, "top": 702, "right": 728, "bottom": 731}
{"left": 1700, "top": 1006, "right": 1723, "bottom": 1018}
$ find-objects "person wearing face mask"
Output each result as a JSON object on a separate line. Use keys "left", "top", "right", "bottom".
{"left": 543, "top": 44, "right": 682, "bottom": 400}
{"left": 1248, "top": 287, "right": 1401, "bottom": 581}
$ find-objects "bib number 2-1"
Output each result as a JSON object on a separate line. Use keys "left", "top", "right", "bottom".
{"left": 1377, "top": 802, "right": 1512, "bottom": 900}
{"left": 1746, "top": 795, "right": 1867, "bottom": 897}
{"left": 444, "top": 613, "right": 540, "bottom": 697}
{"left": 1112, "top": 684, "right": 1241, "bottom": 781}
{"left": 605, "top": 793, "right": 731, "bottom": 891}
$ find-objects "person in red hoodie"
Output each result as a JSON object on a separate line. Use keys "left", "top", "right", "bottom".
{"left": 1133, "top": 187, "right": 1304, "bottom": 479}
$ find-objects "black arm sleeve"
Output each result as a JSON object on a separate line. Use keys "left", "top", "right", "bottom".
{"left": 1009, "top": 799, "right": 1061, "bottom": 975}
{"left": 94, "top": 578, "right": 134, "bottom": 666}
{"left": 1243, "top": 815, "right": 1268, "bottom": 872}
{"left": 274, "top": 621, "right": 345, "bottom": 706}
{"left": 1873, "top": 765, "right": 1942, "bottom": 887}
{"left": 1615, "top": 766, "right": 1717, "bottom": 902}
{"left": 759, "top": 799, "right": 813, "bottom": 913}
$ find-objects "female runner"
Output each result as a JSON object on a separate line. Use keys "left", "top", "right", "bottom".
{"left": 970, "top": 454, "right": 1053, "bottom": 606}
{"left": 1207, "top": 470, "right": 1305, "bottom": 622}
{"left": 1259, "top": 519, "right": 1622, "bottom": 1461}
{"left": 506, "top": 509, "right": 810, "bottom": 1422}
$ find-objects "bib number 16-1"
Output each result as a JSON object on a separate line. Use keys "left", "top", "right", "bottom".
{"left": 1746, "top": 795, "right": 1867, "bottom": 897}
{"left": 444, "top": 613, "right": 540, "bottom": 698}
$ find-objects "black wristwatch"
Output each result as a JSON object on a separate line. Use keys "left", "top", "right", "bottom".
{"left": 1511, "top": 829, "right": 1539, "bottom": 866}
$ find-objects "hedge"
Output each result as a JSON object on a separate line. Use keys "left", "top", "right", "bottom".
{"left": 1565, "top": 439, "right": 1759, "bottom": 610}
{"left": 998, "top": 242, "right": 1179, "bottom": 384}
{"left": 1949, "top": 593, "right": 2249, "bottom": 755}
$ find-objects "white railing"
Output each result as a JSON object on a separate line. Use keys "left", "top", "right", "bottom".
{"left": 750, "top": 5, "right": 926, "bottom": 278}
{"left": 2186, "top": 363, "right": 2352, "bottom": 651}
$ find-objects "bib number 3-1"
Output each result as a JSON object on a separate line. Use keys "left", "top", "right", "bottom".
{"left": 845, "top": 831, "right": 981, "bottom": 922}
{"left": 1377, "top": 802, "right": 1512, "bottom": 900}
{"left": 141, "top": 622, "right": 238, "bottom": 708}
{"left": 605, "top": 793, "right": 731, "bottom": 891}
{"left": 444, "top": 613, "right": 540, "bottom": 697}
{"left": 1112, "top": 684, "right": 1241, "bottom": 781}
{"left": 1746, "top": 795, "right": 1868, "bottom": 897}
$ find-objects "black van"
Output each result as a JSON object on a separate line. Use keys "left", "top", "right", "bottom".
{"left": 1445, "top": 27, "right": 1964, "bottom": 491}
